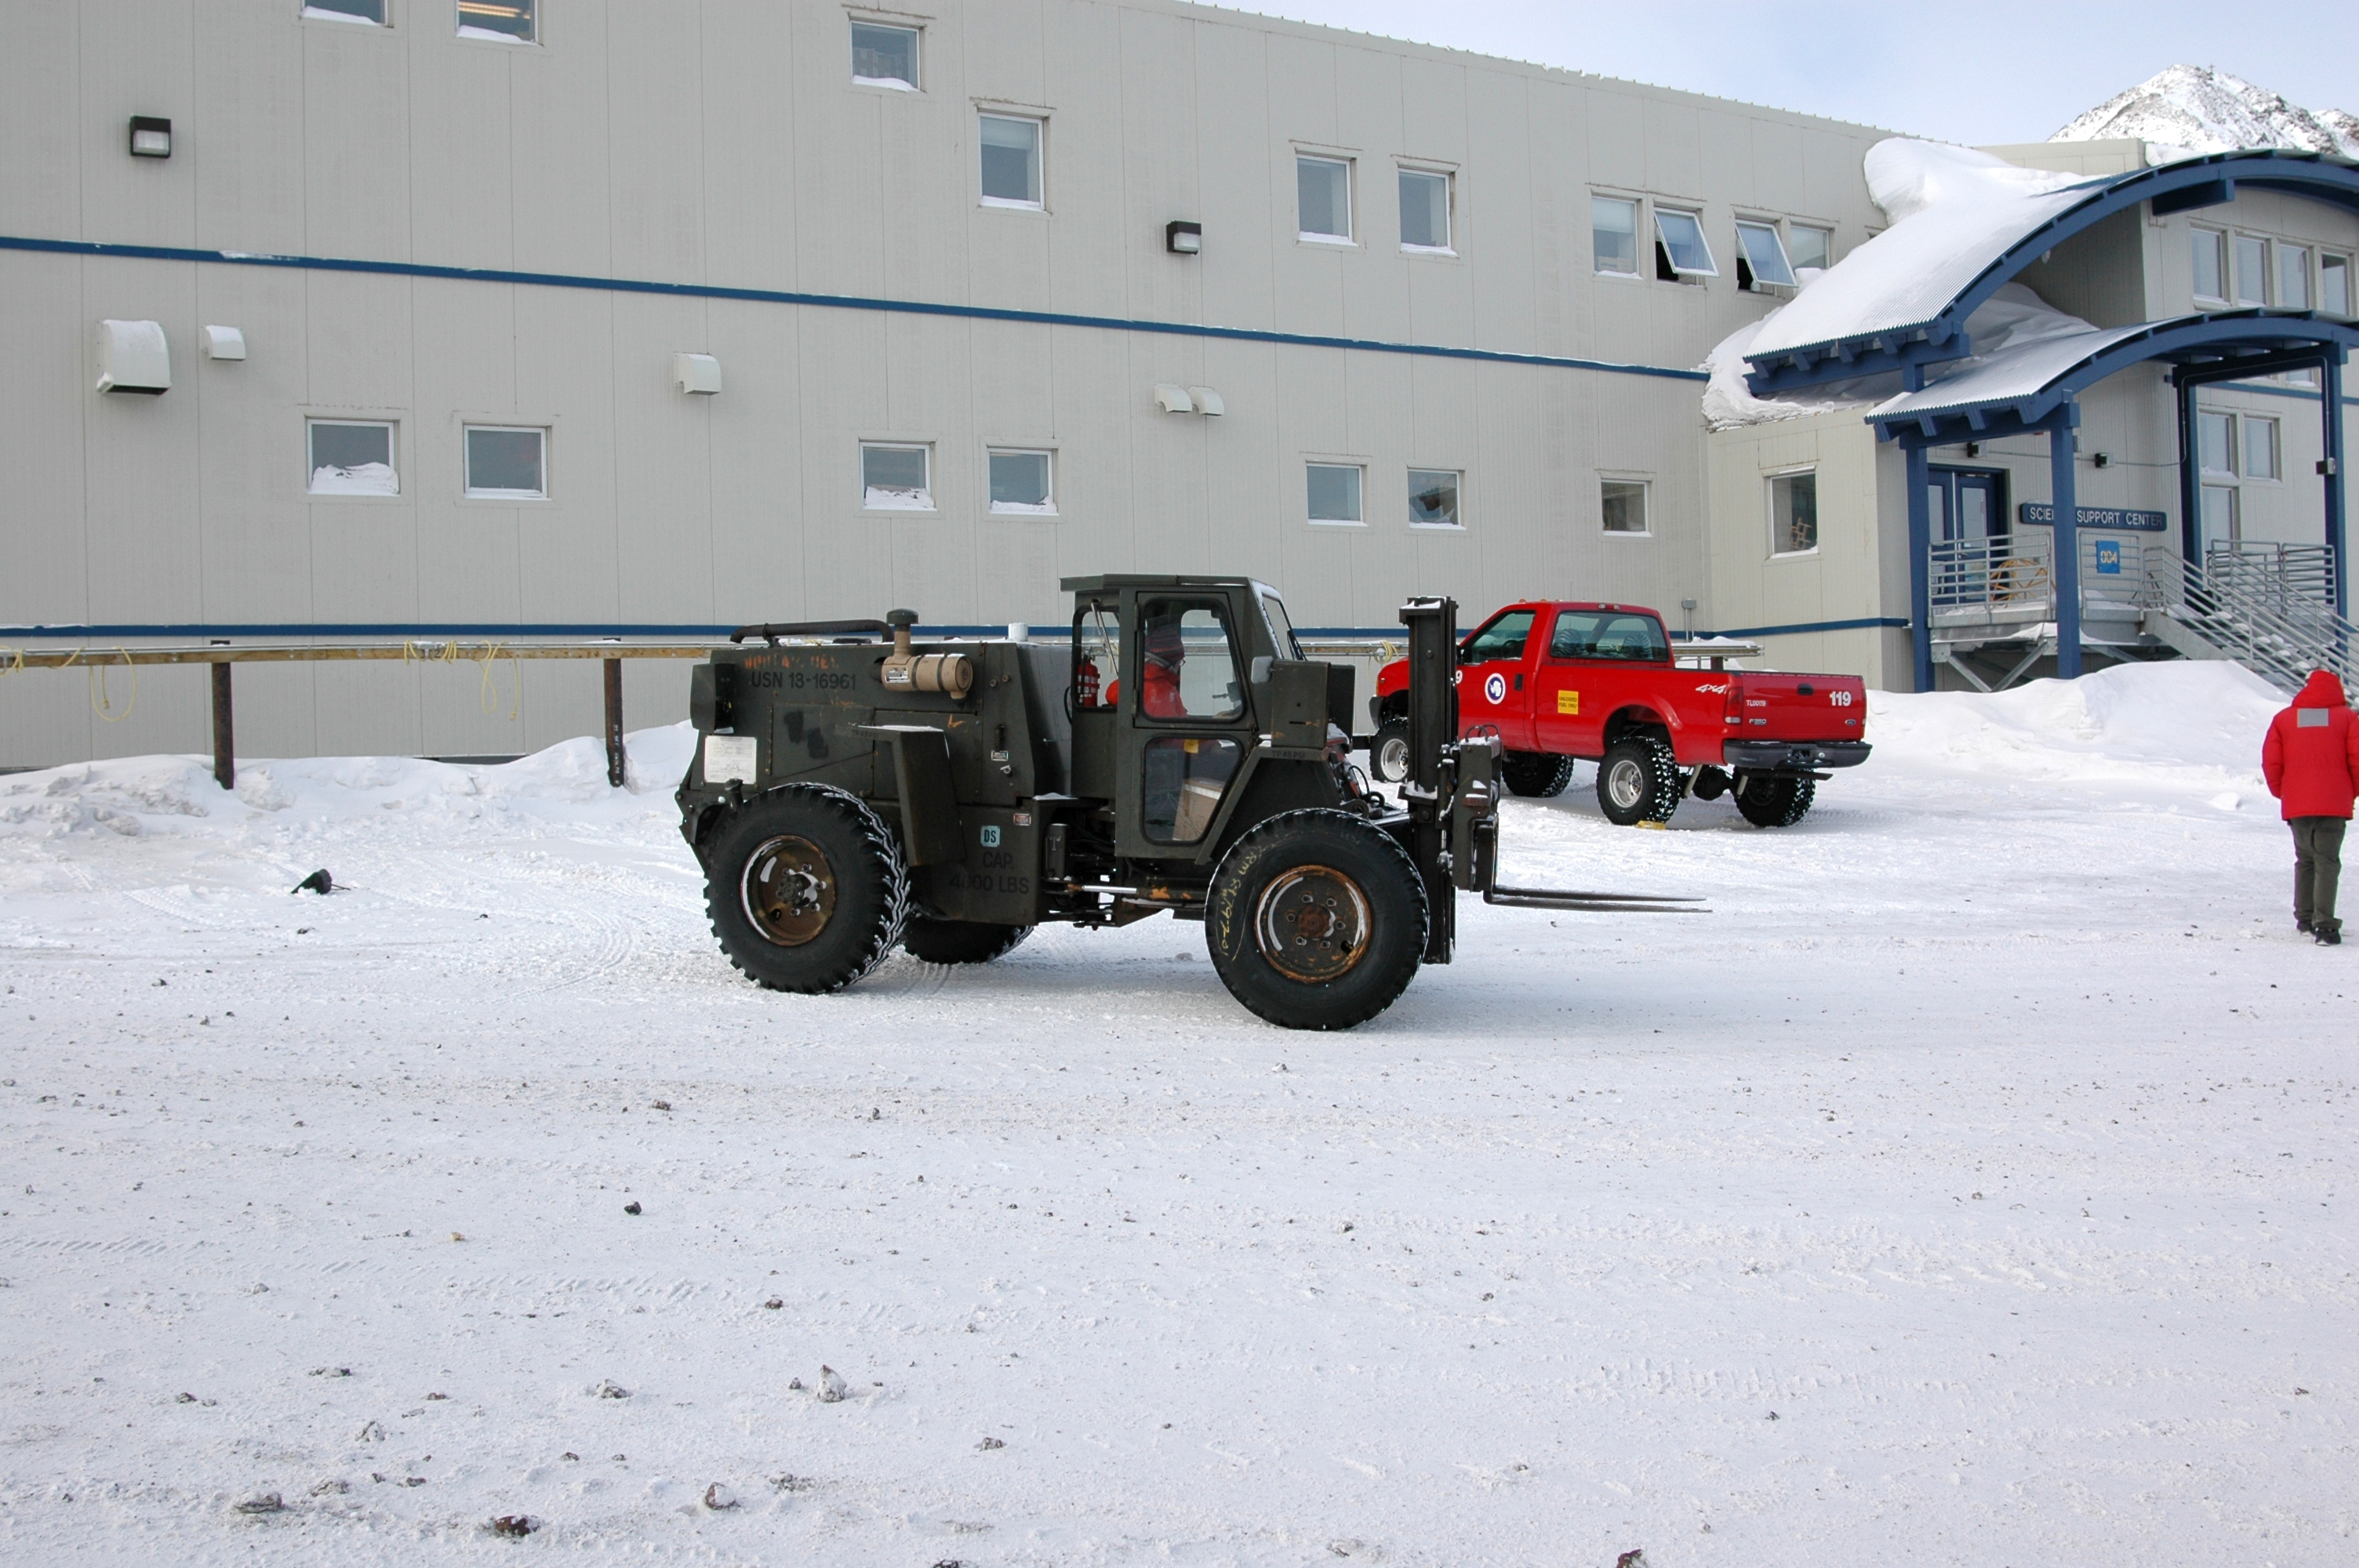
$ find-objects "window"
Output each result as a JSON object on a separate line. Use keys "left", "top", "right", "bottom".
{"left": 1592, "top": 196, "right": 1639, "bottom": 276}
{"left": 1600, "top": 477, "right": 1648, "bottom": 535}
{"left": 1769, "top": 470, "right": 1817, "bottom": 555}
{"left": 2234, "top": 234, "right": 2269, "bottom": 305}
{"left": 2324, "top": 254, "right": 2352, "bottom": 317}
{"left": 1787, "top": 224, "right": 1832, "bottom": 274}
{"left": 307, "top": 420, "right": 397, "bottom": 495}
{"left": 850, "top": 21, "right": 918, "bottom": 89}
{"left": 2278, "top": 244, "right": 2311, "bottom": 310}
{"left": 1136, "top": 600, "right": 1245, "bottom": 723}
{"left": 987, "top": 448, "right": 1054, "bottom": 514}
{"left": 1733, "top": 221, "right": 1796, "bottom": 289}
{"left": 1407, "top": 469, "right": 1459, "bottom": 527}
{"left": 1307, "top": 463, "right": 1362, "bottom": 524}
{"left": 1140, "top": 736, "right": 1241, "bottom": 843}
{"left": 456, "top": 0, "right": 533, "bottom": 43}
{"left": 2199, "top": 484, "right": 2239, "bottom": 552}
{"left": 1550, "top": 610, "right": 1668, "bottom": 662}
{"left": 2191, "top": 227, "right": 2227, "bottom": 302}
{"left": 2245, "top": 415, "right": 2281, "bottom": 481}
{"left": 463, "top": 426, "right": 545, "bottom": 498}
{"left": 1459, "top": 610, "right": 1534, "bottom": 665}
{"left": 1297, "top": 155, "right": 1352, "bottom": 243}
{"left": 979, "top": 114, "right": 1042, "bottom": 208}
{"left": 1653, "top": 209, "right": 1716, "bottom": 281}
{"left": 861, "top": 443, "right": 932, "bottom": 510}
{"left": 2197, "top": 410, "right": 2235, "bottom": 475}
{"left": 304, "top": 1, "right": 386, "bottom": 23}
{"left": 1399, "top": 168, "right": 1451, "bottom": 252}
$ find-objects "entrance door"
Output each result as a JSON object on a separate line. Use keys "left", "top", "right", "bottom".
{"left": 1928, "top": 467, "right": 2006, "bottom": 604}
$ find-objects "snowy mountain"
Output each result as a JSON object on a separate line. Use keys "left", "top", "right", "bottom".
{"left": 2052, "top": 64, "right": 2359, "bottom": 158}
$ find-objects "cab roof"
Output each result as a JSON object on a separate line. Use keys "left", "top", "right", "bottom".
{"left": 1061, "top": 574, "right": 1265, "bottom": 593}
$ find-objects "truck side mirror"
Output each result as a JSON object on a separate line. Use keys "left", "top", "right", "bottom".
{"left": 1250, "top": 655, "right": 1274, "bottom": 684}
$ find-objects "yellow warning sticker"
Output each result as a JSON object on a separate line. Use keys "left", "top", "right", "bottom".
{"left": 1557, "top": 690, "right": 1579, "bottom": 715}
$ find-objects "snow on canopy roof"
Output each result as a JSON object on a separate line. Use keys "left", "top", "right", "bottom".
{"left": 1866, "top": 323, "right": 2146, "bottom": 422}
{"left": 1747, "top": 141, "right": 2099, "bottom": 364}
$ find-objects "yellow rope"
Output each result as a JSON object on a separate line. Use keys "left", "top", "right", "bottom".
{"left": 89, "top": 647, "right": 136, "bottom": 722}
{"left": 0, "top": 645, "right": 23, "bottom": 680}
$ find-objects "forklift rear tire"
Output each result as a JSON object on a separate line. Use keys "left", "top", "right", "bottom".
{"left": 901, "top": 916, "right": 1033, "bottom": 964}
{"left": 1734, "top": 772, "right": 1816, "bottom": 828}
{"left": 1596, "top": 736, "right": 1681, "bottom": 826}
{"left": 705, "top": 785, "right": 911, "bottom": 993}
{"left": 1500, "top": 750, "right": 1575, "bottom": 798}
{"left": 1370, "top": 720, "right": 1411, "bottom": 784}
{"left": 1207, "top": 809, "right": 1428, "bottom": 1031}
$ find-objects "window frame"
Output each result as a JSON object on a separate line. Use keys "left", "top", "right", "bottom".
{"left": 303, "top": 0, "right": 390, "bottom": 26}
{"left": 849, "top": 17, "right": 920, "bottom": 91}
{"left": 1591, "top": 194, "right": 1641, "bottom": 278}
{"left": 2190, "top": 225, "right": 2230, "bottom": 303}
{"left": 1397, "top": 165, "right": 1454, "bottom": 256}
{"left": 2243, "top": 413, "right": 2281, "bottom": 484}
{"left": 1296, "top": 153, "right": 1356, "bottom": 246}
{"left": 1406, "top": 467, "right": 1463, "bottom": 529}
{"left": 1599, "top": 475, "right": 1651, "bottom": 537}
{"left": 2322, "top": 252, "right": 2352, "bottom": 318}
{"left": 1787, "top": 223, "right": 1833, "bottom": 274}
{"left": 1132, "top": 597, "right": 1249, "bottom": 728}
{"left": 1732, "top": 219, "right": 1797, "bottom": 291}
{"left": 977, "top": 111, "right": 1045, "bottom": 211}
{"left": 305, "top": 417, "right": 400, "bottom": 499}
{"left": 2197, "top": 408, "right": 2237, "bottom": 477}
{"left": 453, "top": 0, "right": 533, "bottom": 45}
{"left": 461, "top": 423, "right": 549, "bottom": 500}
{"left": 1652, "top": 206, "right": 1718, "bottom": 282}
{"left": 2277, "top": 243, "right": 2312, "bottom": 311}
{"left": 1767, "top": 466, "right": 1819, "bottom": 558}
{"left": 2232, "top": 231, "right": 2270, "bottom": 306}
{"left": 860, "top": 441, "right": 936, "bottom": 513}
{"left": 1305, "top": 460, "right": 1365, "bottom": 526}
{"left": 986, "top": 446, "right": 1056, "bottom": 516}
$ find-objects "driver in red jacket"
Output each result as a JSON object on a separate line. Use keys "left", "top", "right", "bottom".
{"left": 2263, "top": 668, "right": 2359, "bottom": 945}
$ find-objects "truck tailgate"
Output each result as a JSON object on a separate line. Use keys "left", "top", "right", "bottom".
{"left": 1731, "top": 672, "right": 1866, "bottom": 742}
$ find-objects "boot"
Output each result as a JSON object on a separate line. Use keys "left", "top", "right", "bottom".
{"left": 2299, "top": 917, "right": 2314, "bottom": 934}
{"left": 2318, "top": 927, "right": 2343, "bottom": 947}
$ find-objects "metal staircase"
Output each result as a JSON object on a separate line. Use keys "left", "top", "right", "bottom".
{"left": 2146, "top": 543, "right": 2354, "bottom": 695}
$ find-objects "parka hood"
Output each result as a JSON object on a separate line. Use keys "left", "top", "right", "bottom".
{"left": 2298, "top": 669, "right": 2347, "bottom": 706}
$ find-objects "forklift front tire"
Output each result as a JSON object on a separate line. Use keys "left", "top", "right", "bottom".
{"left": 1207, "top": 810, "right": 1428, "bottom": 1030}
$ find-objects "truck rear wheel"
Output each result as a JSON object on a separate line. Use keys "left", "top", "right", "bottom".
{"left": 902, "top": 916, "right": 1033, "bottom": 964}
{"left": 1500, "top": 750, "right": 1574, "bottom": 798}
{"left": 1207, "top": 810, "right": 1428, "bottom": 1030}
{"left": 1735, "top": 773, "right": 1816, "bottom": 828}
{"left": 1596, "top": 736, "right": 1681, "bottom": 826}
{"left": 1370, "top": 719, "right": 1411, "bottom": 784}
{"left": 705, "top": 785, "right": 910, "bottom": 993}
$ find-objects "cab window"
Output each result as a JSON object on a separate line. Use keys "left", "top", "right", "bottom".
{"left": 1136, "top": 598, "right": 1245, "bottom": 720}
{"left": 1458, "top": 609, "right": 1535, "bottom": 665}
{"left": 1549, "top": 610, "right": 1669, "bottom": 662}
{"left": 1072, "top": 599, "right": 1122, "bottom": 710}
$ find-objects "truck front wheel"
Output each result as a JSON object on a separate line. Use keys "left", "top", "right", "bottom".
{"left": 1207, "top": 810, "right": 1428, "bottom": 1030}
{"left": 1596, "top": 736, "right": 1681, "bottom": 826}
{"left": 705, "top": 785, "right": 911, "bottom": 993}
{"left": 1734, "top": 773, "right": 1816, "bottom": 828}
{"left": 902, "top": 916, "right": 1033, "bottom": 964}
{"left": 1500, "top": 751, "right": 1575, "bottom": 798}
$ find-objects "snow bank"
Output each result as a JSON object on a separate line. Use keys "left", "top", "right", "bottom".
{"left": 1866, "top": 659, "right": 2284, "bottom": 801}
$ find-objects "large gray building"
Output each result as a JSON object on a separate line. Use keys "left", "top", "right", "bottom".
{"left": 3, "top": 1, "right": 2354, "bottom": 768}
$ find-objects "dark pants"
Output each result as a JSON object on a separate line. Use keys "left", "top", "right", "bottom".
{"left": 2292, "top": 816, "right": 2346, "bottom": 932}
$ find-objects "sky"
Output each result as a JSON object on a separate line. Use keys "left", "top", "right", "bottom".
{"left": 1217, "top": 1, "right": 2359, "bottom": 147}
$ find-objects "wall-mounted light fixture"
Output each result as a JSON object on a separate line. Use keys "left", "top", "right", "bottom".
{"left": 1186, "top": 386, "right": 1223, "bottom": 416}
{"left": 1165, "top": 220, "right": 1201, "bottom": 255}
{"left": 199, "top": 325, "right": 246, "bottom": 361}
{"left": 128, "top": 116, "right": 172, "bottom": 158}
{"left": 1153, "top": 383, "right": 1194, "bottom": 414}
{"left": 95, "top": 319, "right": 171, "bottom": 394}
{"left": 672, "top": 352, "right": 723, "bottom": 395}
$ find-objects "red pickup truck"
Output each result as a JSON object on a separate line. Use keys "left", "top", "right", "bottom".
{"left": 1369, "top": 601, "right": 1870, "bottom": 827}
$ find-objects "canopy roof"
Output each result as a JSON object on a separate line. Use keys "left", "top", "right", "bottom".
{"left": 1746, "top": 149, "right": 2359, "bottom": 397}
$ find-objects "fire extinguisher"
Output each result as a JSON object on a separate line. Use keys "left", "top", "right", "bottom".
{"left": 1076, "top": 656, "right": 1101, "bottom": 707}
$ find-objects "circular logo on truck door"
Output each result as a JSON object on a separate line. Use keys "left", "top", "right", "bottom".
{"left": 1484, "top": 672, "right": 1507, "bottom": 705}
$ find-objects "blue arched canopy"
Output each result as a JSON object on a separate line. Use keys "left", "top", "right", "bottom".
{"left": 1745, "top": 151, "right": 2359, "bottom": 397}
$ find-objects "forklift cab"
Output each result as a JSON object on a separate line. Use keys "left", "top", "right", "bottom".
{"left": 1063, "top": 575, "right": 1316, "bottom": 862}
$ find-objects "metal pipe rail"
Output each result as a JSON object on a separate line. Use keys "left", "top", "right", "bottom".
{"left": 1, "top": 639, "right": 722, "bottom": 791}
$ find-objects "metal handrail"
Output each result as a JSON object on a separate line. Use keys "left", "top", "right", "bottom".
{"left": 2152, "top": 544, "right": 2356, "bottom": 693}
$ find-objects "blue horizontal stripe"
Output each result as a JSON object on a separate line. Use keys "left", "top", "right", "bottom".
{"left": 1703, "top": 616, "right": 1910, "bottom": 638}
{"left": 2, "top": 233, "right": 1710, "bottom": 383}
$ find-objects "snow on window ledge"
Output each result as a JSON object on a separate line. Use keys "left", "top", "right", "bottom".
{"left": 465, "top": 487, "right": 548, "bottom": 501}
{"left": 310, "top": 463, "right": 399, "bottom": 496}
{"left": 302, "top": 6, "right": 384, "bottom": 24}
{"left": 1400, "top": 243, "right": 1457, "bottom": 258}
{"left": 1298, "top": 232, "right": 1355, "bottom": 246}
{"left": 852, "top": 74, "right": 917, "bottom": 91}
{"left": 864, "top": 486, "right": 936, "bottom": 512}
{"left": 456, "top": 24, "right": 533, "bottom": 44}
{"left": 989, "top": 500, "right": 1057, "bottom": 517}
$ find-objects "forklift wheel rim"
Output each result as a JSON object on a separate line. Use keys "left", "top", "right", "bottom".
{"left": 1254, "top": 863, "right": 1372, "bottom": 983}
{"left": 1604, "top": 757, "right": 1648, "bottom": 812}
{"left": 742, "top": 834, "right": 838, "bottom": 946}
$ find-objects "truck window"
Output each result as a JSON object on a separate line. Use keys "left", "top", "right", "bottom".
{"left": 1256, "top": 586, "right": 1304, "bottom": 660}
{"left": 1073, "top": 599, "right": 1122, "bottom": 709}
{"left": 1550, "top": 611, "right": 1669, "bottom": 662}
{"left": 1137, "top": 598, "right": 1245, "bottom": 720}
{"left": 1459, "top": 609, "right": 1535, "bottom": 665}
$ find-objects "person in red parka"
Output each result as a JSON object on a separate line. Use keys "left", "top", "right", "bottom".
{"left": 2262, "top": 668, "right": 2359, "bottom": 945}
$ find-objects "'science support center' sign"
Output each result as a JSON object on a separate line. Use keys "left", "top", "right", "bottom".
{"left": 2017, "top": 503, "right": 2168, "bottom": 532}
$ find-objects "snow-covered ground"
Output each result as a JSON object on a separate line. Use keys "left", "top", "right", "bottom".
{"left": 2, "top": 661, "right": 2350, "bottom": 1566}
